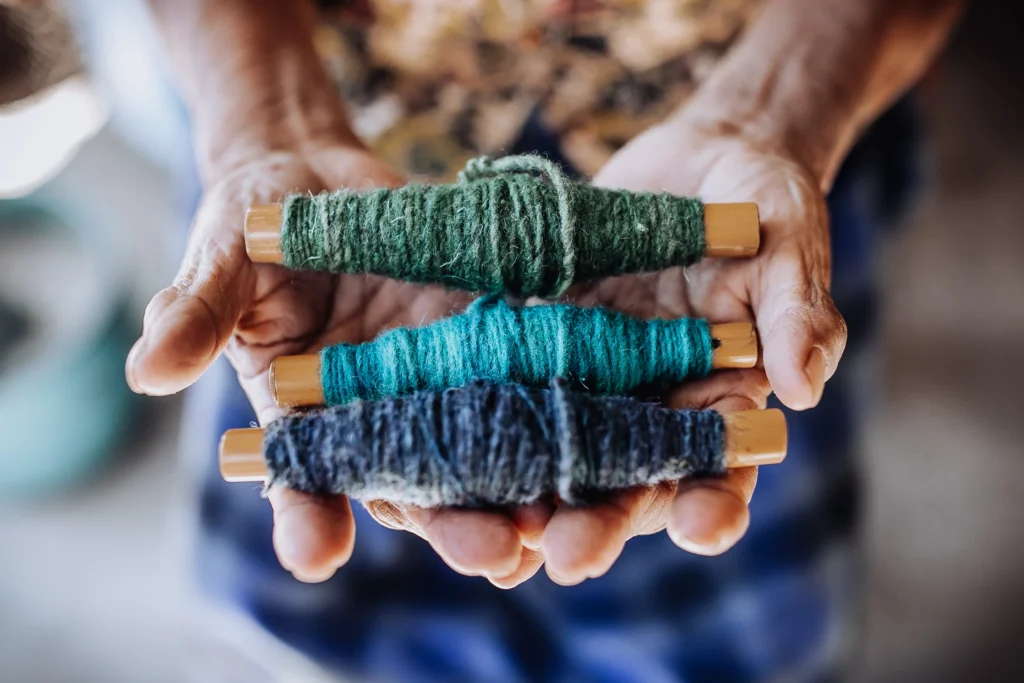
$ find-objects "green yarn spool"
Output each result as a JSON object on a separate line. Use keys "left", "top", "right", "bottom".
{"left": 318, "top": 296, "right": 715, "bottom": 406}
{"left": 280, "top": 154, "right": 706, "bottom": 298}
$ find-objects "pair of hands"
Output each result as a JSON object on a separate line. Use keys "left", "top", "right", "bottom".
{"left": 126, "top": 118, "right": 846, "bottom": 588}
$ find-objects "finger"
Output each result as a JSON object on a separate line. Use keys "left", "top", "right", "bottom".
{"left": 488, "top": 549, "right": 545, "bottom": 589}
{"left": 665, "top": 368, "right": 771, "bottom": 412}
{"left": 542, "top": 485, "right": 674, "bottom": 586}
{"left": 755, "top": 248, "right": 847, "bottom": 411}
{"left": 126, "top": 195, "right": 254, "bottom": 396}
{"left": 268, "top": 487, "right": 356, "bottom": 582}
{"left": 403, "top": 507, "right": 523, "bottom": 580}
{"left": 663, "top": 388, "right": 761, "bottom": 556}
{"left": 509, "top": 499, "right": 556, "bottom": 550}
{"left": 367, "top": 500, "right": 533, "bottom": 580}
{"left": 667, "top": 467, "right": 757, "bottom": 556}
{"left": 236, "top": 368, "right": 286, "bottom": 427}
{"left": 543, "top": 501, "right": 629, "bottom": 586}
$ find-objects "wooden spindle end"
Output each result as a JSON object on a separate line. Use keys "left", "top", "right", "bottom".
{"left": 220, "top": 428, "right": 268, "bottom": 482}
{"left": 710, "top": 322, "right": 758, "bottom": 369}
{"left": 704, "top": 202, "right": 760, "bottom": 258}
{"left": 722, "top": 409, "right": 787, "bottom": 468}
{"left": 271, "top": 354, "right": 326, "bottom": 407}
{"left": 245, "top": 204, "right": 285, "bottom": 264}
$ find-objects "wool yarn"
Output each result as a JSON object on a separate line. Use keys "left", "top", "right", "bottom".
{"left": 320, "top": 296, "right": 715, "bottom": 406}
{"left": 264, "top": 379, "right": 726, "bottom": 507}
{"left": 280, "top": 154, "right": 705, "bottom": 298}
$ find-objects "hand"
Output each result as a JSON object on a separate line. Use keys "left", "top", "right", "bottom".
{"left": 123, "top": 137, "right": 564, "bottom": 586}
{"left": 124, "top": 139, "right": 500, "bottom": 580}
{"left": 593, "top": 118, "right": 847, "bottom": 410}
{"left": 363, "top": 368, "right": 771, "bottom": 589}
{"left": 520, "top": 116, "right": 848, "bottom": 586}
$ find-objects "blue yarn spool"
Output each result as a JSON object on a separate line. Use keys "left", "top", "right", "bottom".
{"left": 265, "top": 379, "right": 727, "bottom": 507}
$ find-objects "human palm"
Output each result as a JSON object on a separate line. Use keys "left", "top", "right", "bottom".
{"left": 127, "top": 146, "right": 466, "bottom": 413}
{"left": 509, "top": 123, "right": 847, "bottom": 586}
{"left": 586, "top": 119, "right": 842, "bottom": 412}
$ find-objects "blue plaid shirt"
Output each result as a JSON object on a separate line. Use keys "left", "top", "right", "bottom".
{"left": 182, "top": 101, "right": 919, "bottom": 683}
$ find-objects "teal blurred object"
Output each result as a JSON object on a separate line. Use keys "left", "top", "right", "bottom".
{"left": 0, "top": 198, "right": 138, "bottom": 496}
{"left": 0, "top": 295, "right": 30, "bottom": 371}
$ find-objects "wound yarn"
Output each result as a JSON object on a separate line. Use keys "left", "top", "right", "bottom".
{"left": 320, "top": 296, "right": 715, "bottom": 406}
{"left": 280, "top": 154, "right": 705, "bottom": 298}
{"left": 264, "top": 379, "right": 727, "bottom": 507}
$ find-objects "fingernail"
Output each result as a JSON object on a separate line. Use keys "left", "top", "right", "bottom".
{"left": 520, "top": 537, "right": 544, "bottom": 552}
{"left": 273, "top": 507, "right": 306, "bottom": 572}
{"left": 124, "top": 338, "right": 147, "bottom": 394}
{"left": 290, "top": 568, "right": 337, "bottom": 584}
{"left": 511, "top": 501, "right": 555, "bottom": 550}
{"left": 803, "top": 347, "right": 826, "bottom": 407}
{"left": 545, "top": 566, "right": 579, "bottom": 587}
{"left": 669, "top": 488, "right": 749, "bottom": 556}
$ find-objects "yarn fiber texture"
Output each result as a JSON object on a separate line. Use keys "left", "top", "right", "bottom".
{"left": 264, "top": 379, "right": 727, "bottom": 507}
{"left": 280, "top": 154, "right": 705, "bottom": 298}
{"left": 320, "top": 296, "right": 715, "bottom": 405}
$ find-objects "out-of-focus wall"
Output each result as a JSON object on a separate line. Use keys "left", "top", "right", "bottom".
{"left": 857, "top": 2, "right": 1024, "bottom": 681}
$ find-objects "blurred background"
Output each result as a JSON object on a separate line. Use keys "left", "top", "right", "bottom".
{"left": 0, "top": 1, "right": 1021, "bottom": 681}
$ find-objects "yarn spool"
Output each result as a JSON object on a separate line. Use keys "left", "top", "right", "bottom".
{"left": 245, "top": 155, "right": 759, "bottom": 298}
{"left": 268, "top": 297, "right": 758, "bottom": 408}
{"left": 219, "top": 380, "right": 787, "bottom": 507}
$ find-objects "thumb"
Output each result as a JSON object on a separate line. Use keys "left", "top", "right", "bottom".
{"left": 126, "top": 213, "right": 252, "bottom": 396}
{"left": 755, "top": 252, "right": 847, "bottom": 411}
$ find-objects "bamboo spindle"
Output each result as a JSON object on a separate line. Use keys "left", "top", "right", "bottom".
{"left": 268, "top": 322, "right": 758, "bottom": 409}
{"left": 219, "top": 408, "right": 787, "bottom": 483}
{"left": 244, "top": 202, "right": 761, "bottom": 264}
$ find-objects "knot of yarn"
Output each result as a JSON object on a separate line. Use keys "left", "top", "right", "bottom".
{"left": 263, "top": 379, "right": 728, "bottom": 507}
{"left": 456, "top": 155, "right": 498, "bottom": 183}
{"left": 319, "top": 296, "right": 715, "bottom": 405}
{"left": 278, "top": 155, "right": 705, "bottom": 298}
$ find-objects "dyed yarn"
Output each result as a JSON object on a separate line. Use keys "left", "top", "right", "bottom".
{"left": 281, "top": 154, "right": 705, "bottom": 298}
{"left": 321, "top": 296, "right": 715, "bottom": 405}
{"left": 264, "top": 379, "right": 726, "bottom": 507}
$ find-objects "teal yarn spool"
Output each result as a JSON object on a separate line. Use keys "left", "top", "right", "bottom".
{"left": 317, "top": 296, "right": 715, "bottom": 406}
{"left": 280, "top": 154, "right": 705, "bottom": 298}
